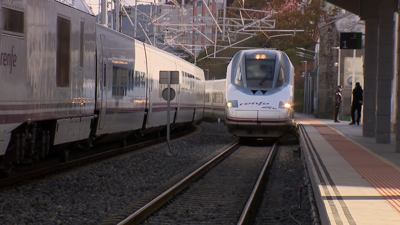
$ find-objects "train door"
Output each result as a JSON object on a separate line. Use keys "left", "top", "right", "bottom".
{"left": 99, "top": 34, "right": 108, "bottom": 130}
{"left": 176, "top": 62, "right": 181, "bottom": 117}
{"left": 144, "top": 46, "right": 152, "bottom": 124}
{"left": 211, "top": 82, "right": 215, "bottom": 118}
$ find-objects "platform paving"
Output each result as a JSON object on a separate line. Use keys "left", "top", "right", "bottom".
{"left": 296, "top": 114, "right": 400, "bottom": 225}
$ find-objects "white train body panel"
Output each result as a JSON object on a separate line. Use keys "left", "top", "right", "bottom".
{"left": 0, "top": 0, "right": 96, "bottom": 155}
{"left": 95, "top": 25, "right": 146, "bottom": 136}
{"left": 205, "top": 49, "right": 295, "bottom": 138}
{"left": 144, "top": 44, "right": 205, "bottom": 129}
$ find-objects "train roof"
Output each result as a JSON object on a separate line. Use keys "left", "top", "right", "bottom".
{"left": 239, "top": 48, "right": 283, "bottom": 56}
{"left": 54, "top": 0, "right": 94, "bottom": 15}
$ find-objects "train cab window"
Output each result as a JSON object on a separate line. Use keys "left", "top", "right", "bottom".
{"left": 1, "top": 7, "right": 24, "bottom": 34}
{"left": 56, "top": 16, "right": 71, "bottom": 88}
{"left": 235, "top": 66, "right": 242, "bottom": 81}
{"left": 276, "top": 67, "right": 285, "bottom": 88}
{"left": 245, "top": 58, "right": 275, "bottom": 88}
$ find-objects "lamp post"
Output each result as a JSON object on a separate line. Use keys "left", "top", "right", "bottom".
{"left": 301, "top": 61, "right": 307, "bottom": 114}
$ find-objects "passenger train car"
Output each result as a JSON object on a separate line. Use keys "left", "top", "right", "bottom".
{"left": 204, "top": 49, "right": 295, "bottom": 139}
{"left": 204, "top": 79, "right": 226, "bottom": 121}
{"left": 0, "top": 0, "right": 204, "bottom": 174}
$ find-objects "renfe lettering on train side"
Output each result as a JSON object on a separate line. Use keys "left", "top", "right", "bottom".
{"left": 0, "top": 46, "right": 17, "bottom": 74}
{"left": 240, "top": 102, "right": 269, "bottom": 106}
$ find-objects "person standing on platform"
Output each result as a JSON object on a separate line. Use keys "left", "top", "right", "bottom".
{"left": 334, "top": 85, "right": 343, "bottom": 123}
{"left": 349, "top": 82, "right": 363, "bottom": 125}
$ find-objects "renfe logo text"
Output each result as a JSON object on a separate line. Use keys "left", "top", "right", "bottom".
{"left": 240, "top": 101, "right": 269, "bottom": 106}
{"left": 0, "top": 46, "right": 17, "bottom": 74}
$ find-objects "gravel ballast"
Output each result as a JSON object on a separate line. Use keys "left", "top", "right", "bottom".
{"left": 0, "top": 123, "right": 317, "bottom": 224}
{"left": 255, "top": 146, "right": 313, "bottom": 225}
{"left": 0, "top": 122, "right": 236, "bottom": 224}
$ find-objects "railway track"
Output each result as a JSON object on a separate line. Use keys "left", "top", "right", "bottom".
{"left": 103, "top": 142, "right": 279, "bottom": 225}
{"left": 0, "top": 126, "right": 196, "bottom": 188}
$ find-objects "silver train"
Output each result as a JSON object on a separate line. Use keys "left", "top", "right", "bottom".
{"left": 205, "top": 49, "right": 295, "bottom": 139}
{"left": 0, "top": 0, "right": 205, "bottom": 173}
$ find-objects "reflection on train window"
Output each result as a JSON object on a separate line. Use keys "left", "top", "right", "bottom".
{"left": 1, "top": 7, "right": 24, "bottom": 34}
{"left": 245, "top": 59, "right": 276, "bottom": 88}
{"left": 182, "top": 71, "right": 196, "bottom": 90}
{"left": 56, "top": 16, "right": 71, "bottom": 88}
{"left": 276, "top": 67, "right": 286, "bottom": 87}
{"left": 112, "top": 67, "right": 139, "bottom": 96}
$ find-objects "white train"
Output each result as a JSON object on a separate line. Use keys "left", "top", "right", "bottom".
{"left": 204, "top": 79, "right": 226, "bottom": 121}
{"left": 204, "top": 49, "right": 295, "bottom": 139}
{"left": 0, "top": 0, "right": 204, "bottom": 174}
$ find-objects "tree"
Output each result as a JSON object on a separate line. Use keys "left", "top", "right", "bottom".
{"left": 265, "top": 0, "right": 326, "bottom": 50}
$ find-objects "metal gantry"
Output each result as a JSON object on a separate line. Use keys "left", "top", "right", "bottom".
{"left": 98, "top": 0, "right": 304, "bottom": 62}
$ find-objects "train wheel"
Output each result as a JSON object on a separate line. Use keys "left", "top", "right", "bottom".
{"left": 58, "top": 147, "right": 69, "bottom": 163}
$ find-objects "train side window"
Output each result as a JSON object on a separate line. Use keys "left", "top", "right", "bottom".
{"left": 276, "top": 67, "right": 285, "bottom": 87}
{"left": 140, "top": 72, "right": 145, "bottom": 87}
{"left": 128, "top": 70, "right": 134, "bottom": 91}
{"left": 120, "top": 69, "right": 128, "bottom": 96}
{"left": 56, "top": 16, "right": 71, "bottom": 88}
{"left": 80, "top": 21, "right": 84, "bottom": 67}
{"left": 135, "top": 71, "right": 140, "bottom": 87}
{"left": 1, "top": 7, "right": 24, "bottom": 34}
{"left": 112, "top": 67, "right": 119, "bottom": 95}
{"left": 112, "top": 67, "right": 129, "bottom": 96}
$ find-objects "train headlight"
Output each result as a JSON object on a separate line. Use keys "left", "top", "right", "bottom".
{"left": 227, "top": 100, "right": 238, "bottom": 108}
{"left": 279, "top": 101, "right": 291, "bottom": 109}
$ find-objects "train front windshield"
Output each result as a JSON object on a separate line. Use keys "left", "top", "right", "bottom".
{"left": 245, "top": 57, "right": 279, "bottom": 89}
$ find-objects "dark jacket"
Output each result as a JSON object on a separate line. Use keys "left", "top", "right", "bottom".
{"left": 352, "top": 86, "right": 363, "bottom": 105}
{"left": 335, "top": 89, "right": 342, "bottom": 106}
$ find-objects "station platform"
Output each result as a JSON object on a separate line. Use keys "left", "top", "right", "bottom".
{"left": 296, "top": 114, "right": 400, "bottom": 225}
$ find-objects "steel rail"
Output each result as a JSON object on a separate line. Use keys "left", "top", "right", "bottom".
{"left": 117, "top": 141, "right": 240, "bottom": 225}
{"left": 0, "top": 127, "right": 196, "bottom": 188}
{"left": 237, "top": 142, "right": 279, "bottom": 225}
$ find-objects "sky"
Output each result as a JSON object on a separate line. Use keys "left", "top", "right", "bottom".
{"left": 85, "top": 0, "right": 160, "bottom": 14}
